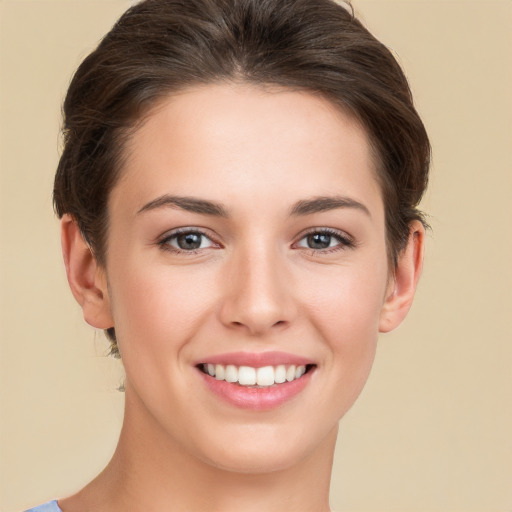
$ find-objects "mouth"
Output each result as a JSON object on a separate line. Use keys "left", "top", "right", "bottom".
{"left": 198, "top": 363, "right": 315, "bottom": 388}
{"left": 195, "top": 353, "right": 316, "bottom": 410}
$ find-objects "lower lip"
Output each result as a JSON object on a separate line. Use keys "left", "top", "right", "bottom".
{"left": 198, "top": 368, "right": 314, "bottom": 410}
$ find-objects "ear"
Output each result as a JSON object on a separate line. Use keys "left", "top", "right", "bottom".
{"left": 61, "top": 214, "right": 114, "bottom": 329}
{"left": 379, "top": 220, "right": 425, "bottom": 333}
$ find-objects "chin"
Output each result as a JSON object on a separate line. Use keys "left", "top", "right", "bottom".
{"left": 207, "top": 449, "right": 300, "bottom": 475}
{"left": 191, "top": 421, "right": 338, "bottom": 475}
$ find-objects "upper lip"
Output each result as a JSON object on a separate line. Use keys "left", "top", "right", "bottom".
{"left": 195, "top": 351, "right": 315, "bottom": 368}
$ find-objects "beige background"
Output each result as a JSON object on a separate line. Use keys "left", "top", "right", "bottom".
{"left": 1, "top": 1, "right": 511, "bottom": 511}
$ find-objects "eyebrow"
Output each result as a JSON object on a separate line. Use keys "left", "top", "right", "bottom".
{"left": 290, "top": 195, "right": 371, "bottom": 217}
{"left": 137, "top": 194, "right": 370, "bottom": 218}
{"left": 137, "top": 195, "right": 229, "bottom": 217}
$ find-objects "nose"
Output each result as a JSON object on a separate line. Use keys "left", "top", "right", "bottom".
{"left": 218, "top": 245, "right": 297, "bottom": 336}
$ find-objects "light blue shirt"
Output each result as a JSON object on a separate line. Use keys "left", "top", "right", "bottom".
{"left": 24, "top": 500, "right": 62, "bottom": 512}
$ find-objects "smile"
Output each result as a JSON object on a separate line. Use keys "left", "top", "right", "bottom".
{"left": 199, "top": 363, "right": 311, "bottom": 387}
{"left": 195, "top": 352, "right": 316, "bottom": 410}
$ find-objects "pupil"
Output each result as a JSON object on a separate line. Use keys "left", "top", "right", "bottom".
{"left": 178, "top": 233, "right": 201, "bottom": 250}
{"left": 307, "top": 233, "right": 331, "bottom": 249}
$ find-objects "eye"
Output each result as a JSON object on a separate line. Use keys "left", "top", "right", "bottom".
{"left": 159, "top": 229, "right": 216, "bottom": 252}
{"left": 295, "top": 229, "right": 354, "bottom": 252}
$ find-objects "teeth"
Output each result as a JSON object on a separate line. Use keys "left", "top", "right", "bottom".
{"left": 238, "top": 366, "right": 256, "bottom": 385}
{"left": 295, "top": 365, "right": 306, "bottom": 378}
{"left": 256, "top": 366, "right": 274, "bottom": 386}
{"left": 202, "top": 363, "right": 309, "bottom": 387}
{"left": 225, "top": 364, "right": 238, "bottom": 383}
{"left": 215, "top": 364, "right": 225, "bottom": 381}
{"left": 275, "top": 365, "right": 286, "bottom": 384}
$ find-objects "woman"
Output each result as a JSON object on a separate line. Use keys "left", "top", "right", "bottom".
{"left": 27, "top": 0, "right": 429, "bottom": 510}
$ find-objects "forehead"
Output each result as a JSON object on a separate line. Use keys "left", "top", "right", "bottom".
{"left": 112, "top": 83, "right": 383, "bottom": 219}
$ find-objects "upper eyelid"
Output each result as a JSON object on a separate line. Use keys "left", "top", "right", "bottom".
{"left": 158, "top": 226, "right": 215, "bottom": 241}
{"left": 156, "top": 226, "right": 354, "bottom": 247}
{"left": 295, "top": 227, "right": 354, "bottom": 242}
{"left": 157, "top": 228, "right": 219, "bottom": 253}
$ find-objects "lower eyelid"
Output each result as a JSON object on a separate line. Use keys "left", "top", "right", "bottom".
{"left": 157, "top": 228, "right": 354, "bottom": 254}
{"left": 157, "top": 227, "right": 223, "bottom": 253}
{"left": 295, "top": 230, "right": 354, "bottom": 249}
{"left": 173, "top": 235, "right": 211, "bottom": 249}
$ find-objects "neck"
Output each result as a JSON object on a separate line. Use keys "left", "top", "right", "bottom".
{"left": 63, "top": 385, "right": 336, "bottom": 512}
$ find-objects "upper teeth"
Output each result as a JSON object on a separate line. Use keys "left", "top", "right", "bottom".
{"left": 203, "top": 364, "right": 307, "bottom": 387}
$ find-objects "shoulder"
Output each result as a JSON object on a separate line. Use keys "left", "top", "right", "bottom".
{"left": 24, "top": 500, "right": 62, "bottom": 512}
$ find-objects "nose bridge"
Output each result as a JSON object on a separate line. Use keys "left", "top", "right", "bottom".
{"left": 220, "top": 240, "right": 295, "bottom": 335}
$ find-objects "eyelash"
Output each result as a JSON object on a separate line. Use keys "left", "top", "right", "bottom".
{"left": 157, "top": 228, "right": 218, "bottom": 255}
{"left": 295, "top": 228, "right": 355, "bottom": 254}
{"left": 157, "top": 227, "right": 355, "bottom": 255}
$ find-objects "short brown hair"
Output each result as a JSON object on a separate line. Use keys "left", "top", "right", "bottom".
{"left": 54, "top": 0, "right": 430, "bottom": 355}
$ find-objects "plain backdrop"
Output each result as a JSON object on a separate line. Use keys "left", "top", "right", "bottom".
{"left": 1, "top": 1, "right": 511, "bottom": 511}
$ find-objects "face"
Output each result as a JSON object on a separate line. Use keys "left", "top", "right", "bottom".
{"left": 102, "top": 84, "right": 393, "bottom": 473}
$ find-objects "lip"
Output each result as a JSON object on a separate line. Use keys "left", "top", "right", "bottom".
{"left": 198, "top": 369, "right": 314, "bottom": 410}
{"left": 195, "top": 351, "right": 316, "bottom": 410}
{"left": 194, "top": 350, "right": 314, "bottom": 368}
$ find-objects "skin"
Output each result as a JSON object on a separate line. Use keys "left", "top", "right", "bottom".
{"left": 60, "top": 83, "right": 424, "bottom": 512}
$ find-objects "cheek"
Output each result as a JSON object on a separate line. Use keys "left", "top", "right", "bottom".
{"left": 107, "top": 260, "right": 218, "bottom": 365}
{"left": 299, "top": 261, "right": 387, "bottom": 405}
{"left": 301, "top": 258, "right": 387, "bottom": 340}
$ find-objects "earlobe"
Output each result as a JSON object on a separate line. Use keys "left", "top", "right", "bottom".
{"left": 379, "top": 220, "right": 425, "bottom": 333}
{"left": 61, "top": 214, "right": 114, "bottom": 329}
